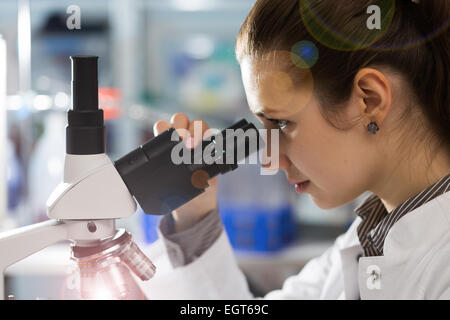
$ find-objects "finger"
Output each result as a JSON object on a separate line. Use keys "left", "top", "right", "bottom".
{"left": 188, "top": 119, "right": 210, "bottom": 148}
{"left": 153, "top": 120, "right": 170, "bottom": 136}
{"left": 170, "top": 113, "right": 190, "bottom": 140}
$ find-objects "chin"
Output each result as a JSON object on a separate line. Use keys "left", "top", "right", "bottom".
{"left": 309, "top": 195, "right": 343, "bottom": 210}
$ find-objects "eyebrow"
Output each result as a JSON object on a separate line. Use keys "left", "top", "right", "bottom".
{"left": 255, "top": 110, "right": 280, "bottom": 122}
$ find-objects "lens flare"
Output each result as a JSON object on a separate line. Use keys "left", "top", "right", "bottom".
{"left": 258, "top": 50, "right": 314, "bottom": 117}
{"left": 291, "top": 40, "right": 319, "bottom": 69}
{"left": 259, "top": 70, "right": 295, "bottom": 111}
{"left": 299, "top": 0, "right": 395, "bottom": 51}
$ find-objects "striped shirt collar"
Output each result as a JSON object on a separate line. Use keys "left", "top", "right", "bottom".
{"left": 355, "top": 173, "right": 450, "bottom": 257}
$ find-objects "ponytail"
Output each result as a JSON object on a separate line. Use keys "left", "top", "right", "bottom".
{"left": 415, "top": 0, "right": 450, "bottom": 148}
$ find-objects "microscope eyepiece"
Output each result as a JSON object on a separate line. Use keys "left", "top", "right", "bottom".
{"left": 114, "top": 119, "right": 264, "bottom": 215}
{"left": 66, "top": 56, "right": 105, "bottom": 155}
{"left": 70, "top": 56, "right": 99, "bottom": 111}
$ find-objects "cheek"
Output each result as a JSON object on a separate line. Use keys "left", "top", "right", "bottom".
{"left": 281, "top": 102, "right": 377, "bottom": 209}
{"left": 288, "top": 119, "right": 364, "bottom": 188}
{"left": 290, "top": 131, "right": 371, "bottom": 209}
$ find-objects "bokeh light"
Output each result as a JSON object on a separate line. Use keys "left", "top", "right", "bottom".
{"left": 291, "top": 40, "right": 319, "bottom": 69}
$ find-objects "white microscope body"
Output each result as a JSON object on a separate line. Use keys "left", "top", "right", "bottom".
{"left": 0, "top": 152, "right": 137, "bottom": 300}
{"left": 0, "top": 56, "right": 140, "bottom": 300}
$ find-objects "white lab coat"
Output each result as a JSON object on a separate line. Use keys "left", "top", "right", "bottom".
{"left": 141, "top": 191, "right": 450, "bottom": 299}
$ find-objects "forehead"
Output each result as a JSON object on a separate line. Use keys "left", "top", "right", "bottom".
{"left": 241, "top": 51, "right": 293, "bottom": 80}
{"left": 240, "top": 51, "right": 314, "bottom": 117}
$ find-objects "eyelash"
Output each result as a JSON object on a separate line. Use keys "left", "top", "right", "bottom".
{"left": 270, "top": 119, "right": 290, "bottom": 130}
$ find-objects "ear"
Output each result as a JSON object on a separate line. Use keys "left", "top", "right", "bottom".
{"left": 353, "top": 68, "right": 392, "bottom": 128}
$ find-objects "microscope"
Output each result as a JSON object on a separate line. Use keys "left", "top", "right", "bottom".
{"left": 0, "top": 56, "right": 262, "bottom": 299}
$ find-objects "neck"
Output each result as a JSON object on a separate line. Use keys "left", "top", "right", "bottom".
{"left": 373, "top": 145, "right": 450, "bottom": 213}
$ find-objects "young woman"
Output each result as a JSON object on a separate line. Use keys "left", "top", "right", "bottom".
{"left": 145, "top": 0, "right": 450, "bottom": 299}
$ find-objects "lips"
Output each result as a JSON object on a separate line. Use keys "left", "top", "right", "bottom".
{"left": 287, "top": 178, "right": 309, "bottom": 185}
{"left": 295, "top": 180, "right": 310, "bottom": 194}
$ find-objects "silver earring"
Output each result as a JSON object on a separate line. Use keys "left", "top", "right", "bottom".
{"left": 367, "top": 121, "right": 379, "bottom": 134}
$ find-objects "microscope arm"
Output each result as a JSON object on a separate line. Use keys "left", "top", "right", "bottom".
{"left": 0, "top": 219, "right": 67, "bottom": 299}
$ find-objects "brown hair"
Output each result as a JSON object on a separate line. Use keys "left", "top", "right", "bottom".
{"left": 236, "top": 0, "right": 450, "bottom": 153}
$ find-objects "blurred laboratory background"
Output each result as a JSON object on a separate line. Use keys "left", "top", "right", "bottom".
{"left": 0, "top": 0, "right": 367, "bottom": 299}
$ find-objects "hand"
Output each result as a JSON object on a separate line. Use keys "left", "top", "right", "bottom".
{"left": 153, "top": 113, "right": 219, "bottom": 233}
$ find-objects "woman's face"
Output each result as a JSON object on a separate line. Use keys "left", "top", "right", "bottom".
{"left": 240, "top": 54, "right": 381, "bottom": 209}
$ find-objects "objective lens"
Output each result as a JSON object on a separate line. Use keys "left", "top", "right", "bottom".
{"left": 70, "top": 229, "right": 155, "bottom": 300}
{"left": 119, "top": 239, "right": 156, "bottom": 281}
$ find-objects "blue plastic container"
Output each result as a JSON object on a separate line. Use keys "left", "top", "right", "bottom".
{"left": 216, "top": 163, "right": 297, "bottom": 252}
{"left": 219, "top": 203, "right": 295, "bottom": 252}
{"left": 141, "top": 210, "right": 163, "bottom": 244}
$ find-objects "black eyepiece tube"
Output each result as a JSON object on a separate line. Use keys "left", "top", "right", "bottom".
{"left": 71, "top": 55, "right": 99, "bottom": 111}
{"left": 115, "top": 119, "right": 264, "bottom": 215}
{"left": 66, "top": 56, "right": 105, "bottom": 155}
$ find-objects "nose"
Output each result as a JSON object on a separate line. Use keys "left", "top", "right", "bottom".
{"left": 260, "top": 131, "right": 291, "bottom": 171}
{"left": 261, "top": 153, "right": 290, "bottom": 171}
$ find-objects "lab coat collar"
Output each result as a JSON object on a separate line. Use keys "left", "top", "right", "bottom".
{"left": 357, "top": 191, "right": 450, "bottom": 299}
{"left": 337, "top": 216, "right": 364, "bottom": 299}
